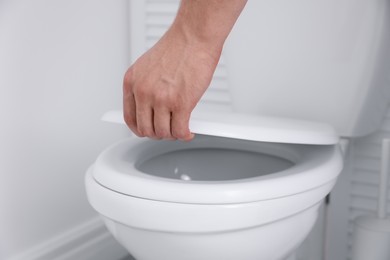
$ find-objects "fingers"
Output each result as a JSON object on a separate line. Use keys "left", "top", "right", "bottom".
{"left": 124, "top": 79, "right": 193, "bottom": 140}
{"left": 123, "top": 90, "right": 142, "bottom": 137}
{"left": 171, "top": 109, "right": 194, "bottom": 141}
{"left": 136, "top": 102, "right": 156, "bottom": 138}
{"left": 124, "top": 92, "right": 194, "bottom": 141}
{"left": 135, "top": 104, "right": 194, "bottom": 141}
{"left": 154, "top": 108, "right": 175, "bottom": 140}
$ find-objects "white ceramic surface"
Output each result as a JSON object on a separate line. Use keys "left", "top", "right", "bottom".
{"left": 86, "top": 166, "right": 336, "bottom": 259}
{"left": 224, "top": 0, "right": 390, "bottom": 137}
{"left": 100, "top": 203, "right": 319, "bottom": 260}
{"left": 86, "top": 136, "right": 342, "bottom": 259}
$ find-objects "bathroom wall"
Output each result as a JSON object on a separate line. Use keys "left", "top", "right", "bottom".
{"left": 0, "top": 1, "right": 130, "bottom": 259}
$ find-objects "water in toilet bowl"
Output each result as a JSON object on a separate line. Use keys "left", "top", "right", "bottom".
{"left": 136, "top": 147, "right": 294, "bottom": 182}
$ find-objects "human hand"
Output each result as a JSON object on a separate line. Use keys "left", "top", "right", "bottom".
{"left": 123, "top": 28, "right": 222, "bottom": 141}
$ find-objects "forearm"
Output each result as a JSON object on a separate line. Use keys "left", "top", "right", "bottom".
{"left": 170, "top": 0, "right": 247, "bottom": 52}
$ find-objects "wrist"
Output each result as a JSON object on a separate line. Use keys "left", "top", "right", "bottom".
{"left": 173, "top": 17, "right": 225, "bottom": 47}
{"left": 165, "top": 21, "right": 224, "bottom": 62}
{"left": 168, "top": 0, "right": 247, "bottom": 53}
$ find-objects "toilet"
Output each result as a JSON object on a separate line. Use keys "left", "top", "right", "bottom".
{"left": 85, "top": 1, "right": 390, "bottom": 259}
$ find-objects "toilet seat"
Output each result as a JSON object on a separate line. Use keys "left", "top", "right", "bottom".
{"left": 92, "top": 135, "right": 342, "bottom": 204}
{"left": 102, "top": 110, "right": 339, "bottom": 145}
{"left": 86, "top": 166, "right": 334, "bottom": 232}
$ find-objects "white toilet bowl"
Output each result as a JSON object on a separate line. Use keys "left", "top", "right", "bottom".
{"left": 86, "top": 134, "right": 342, "bottom": 260}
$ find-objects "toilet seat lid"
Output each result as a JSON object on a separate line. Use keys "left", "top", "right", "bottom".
{"left": 102, "top": 110, "right": 338, "bottom": 145}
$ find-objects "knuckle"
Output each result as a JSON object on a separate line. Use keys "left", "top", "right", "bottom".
{"left": 170, "top": 101, "right": 182, "bottom": 112}
{"left": 123, "top": 114, "right": 135, "bottom": 127}
{"left": 155, "top": 91, "right": 176, "bottom": 109}
{"left": 123, "top": 68, "right": 135, "bottom": 86}
{"left": 171, "top": 102, "right": 190, "bottom": 113}
{"left": 172, "top": 129, "right": 187, "bottom": 139}
{"left": 155, "top": 129, "right": 171, "bottom": 139}
{"left": 134, "top": 87, "right": 147, "bottom": 100}
{"left": 154, "top": 93, "right": 168, "bottom": 107}
{"left": 137, "top": 127, "right": 154, "bottom": 138}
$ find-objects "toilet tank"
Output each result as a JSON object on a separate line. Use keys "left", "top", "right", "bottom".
{"left": 223, "top": 0, "right": 390, "bottom": 137}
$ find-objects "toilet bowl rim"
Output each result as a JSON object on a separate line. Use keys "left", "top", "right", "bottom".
{"left": 92, "top": 136, "right": 343, "bottom": 204}
{"left": 86, "top": 167, "right": 335, "bottom": 233}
